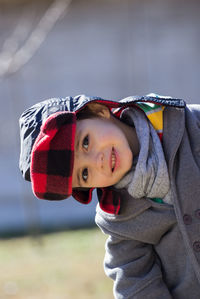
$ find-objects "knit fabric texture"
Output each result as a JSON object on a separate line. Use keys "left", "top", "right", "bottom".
{"left": 115, "top": 106, "right": 171, "bottom": 204}
{"left": 99, "top": 102, "right": 171, "bottom": 214}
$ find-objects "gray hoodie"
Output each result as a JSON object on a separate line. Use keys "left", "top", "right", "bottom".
{"left": 95, "top": 104, "right": 200, "bottom": 298}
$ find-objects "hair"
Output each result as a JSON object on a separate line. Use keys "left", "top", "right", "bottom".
{"left": 76, "top": 105, "right": 98, "bottom": 120}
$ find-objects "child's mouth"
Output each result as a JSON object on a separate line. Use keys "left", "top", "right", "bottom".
{"left": 111, "top": 147, "right": 116, "bottom": 172}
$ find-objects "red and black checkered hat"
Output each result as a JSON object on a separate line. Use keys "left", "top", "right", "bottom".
{"left": 30, "top": 111, "right": 76, "bottom": 200}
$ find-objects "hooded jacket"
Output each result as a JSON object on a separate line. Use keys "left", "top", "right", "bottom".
{"left": 95, "top": 101, "right": 200, "bottom": 298}
{"left": 19, "top": 94, "right": 200, "bottom": 298}
{"left": 19, "top": 93, "right": 184, "bottom": 208}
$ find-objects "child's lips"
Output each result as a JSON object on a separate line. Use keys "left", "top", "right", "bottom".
{"left": 111, "top": 147, "right": 116, "bottom": 172}
{"left": 111, "top": 147, "right": 119, "bottom": 173}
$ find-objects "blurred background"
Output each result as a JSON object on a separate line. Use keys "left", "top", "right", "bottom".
{"left": 0, "top": 0, "right": 200, "bottom": 297}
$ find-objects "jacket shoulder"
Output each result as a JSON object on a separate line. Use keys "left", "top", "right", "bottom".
{"left": 120, "top": 93, "right": 186, "bottom": 108}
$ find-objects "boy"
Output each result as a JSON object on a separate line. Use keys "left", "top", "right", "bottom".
{"left": 19, "top": 94, "right": 200, "bottom": 298}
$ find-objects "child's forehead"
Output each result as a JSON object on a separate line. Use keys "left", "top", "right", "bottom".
{"left": 76, "top": 113, "right": 117, "bottom": 130}
{"left": 76, "top": 116, "right": 110, "bottom": 131}
{"left": 75, "top": 113, "right": 127, "bottom": 147}
{"left": 75, "top": 103, "right": 124, "bottom": 141}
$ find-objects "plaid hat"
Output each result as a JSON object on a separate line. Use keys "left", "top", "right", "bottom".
{"left": 30, "top": 111, "right": 76, "bottom": 200}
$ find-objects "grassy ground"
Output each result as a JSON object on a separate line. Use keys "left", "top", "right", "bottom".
{"left": 0, "top": 228, "right": 113, "bottom": 299}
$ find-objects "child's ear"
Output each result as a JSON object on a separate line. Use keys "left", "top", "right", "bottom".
{"left": 87, "top": 103, "right": 111, "bottom": 119}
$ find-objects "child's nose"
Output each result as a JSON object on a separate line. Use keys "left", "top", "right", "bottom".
{"left": 96, "top": 152, "right": 104, "bottom": 170}
{"left": 87, "top": 151, "right": 104, "bottom": 170}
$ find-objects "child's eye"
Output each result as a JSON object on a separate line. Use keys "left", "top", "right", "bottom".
{"left": 82, "top": 135, "right": 89, "bottom": 150}
{"left": 82, "top": 168, "right": 88, "bottom": 182}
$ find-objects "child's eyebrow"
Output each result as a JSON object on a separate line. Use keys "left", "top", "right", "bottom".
{"left": 75, "top": 129, "right": 82, "bottom": 152}
{"left": 77, "top": 171, "right": 82, "bottom": 188}
{"left": 76, "top": 138, "right": 80, "bottom": 152}
{"left": 75, "top": 129, "right": 84, "bottom": 188}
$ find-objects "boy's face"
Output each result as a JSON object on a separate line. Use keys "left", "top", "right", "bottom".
{"left": 72, "top": 111, "right": 133, "bottom": 188}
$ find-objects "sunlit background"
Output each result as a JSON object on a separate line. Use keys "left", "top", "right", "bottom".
{"left": 0, "top": 0, "right": 200, "bottom": 297}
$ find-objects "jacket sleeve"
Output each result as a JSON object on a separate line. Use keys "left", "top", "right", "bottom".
{"left": 100, "top": 228, "right": 172, "bottom": 299}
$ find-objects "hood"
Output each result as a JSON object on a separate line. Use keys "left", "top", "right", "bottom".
{"left": 19, "top": 93, "right": 185, "bottom": 207}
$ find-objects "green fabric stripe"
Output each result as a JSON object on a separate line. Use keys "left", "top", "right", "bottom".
{"left": 151, "top": 197, "right": 164, "bottom": 204}
{"left": 136, "top": 102, "right": 160, "bottom": 113}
